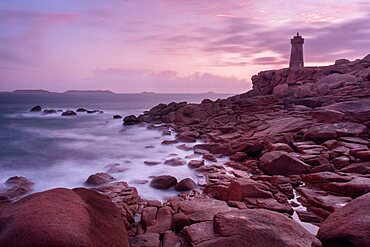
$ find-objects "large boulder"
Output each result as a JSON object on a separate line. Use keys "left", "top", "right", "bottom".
{"left": 0, "top": 188, "right": 129, "bottom": 247}
{"left": 259, "top": 151, "right": 311, "bottom": 176}
{"left": 189, "top": 209, "right": 322, "bottom": 247}
{"left": 317, "top": 192, "right": 370, "bottom": 247}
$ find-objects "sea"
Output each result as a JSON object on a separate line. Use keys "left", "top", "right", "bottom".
{"left": 0, "top": 92, "right": 230, "bottom": 201}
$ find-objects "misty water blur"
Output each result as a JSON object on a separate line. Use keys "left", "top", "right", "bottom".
{"left": 0, "top": 92, "right": 230, "bottom": 200}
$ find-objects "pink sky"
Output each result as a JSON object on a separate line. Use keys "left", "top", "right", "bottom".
{"left": 0, "top": 0, "right": 369, "bottom": 93}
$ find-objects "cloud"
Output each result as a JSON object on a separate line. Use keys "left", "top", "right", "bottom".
{"left": 87, "top": 68, "right": 249, "bottom": 93}
{"left": 0, "top": 9, "right": 78, "bottom": 67}
{"left": 134, "top": 1, "right": 369, "bottom": 67}
{"left": 0, "top": 1, "right": 369, "bottom": 93}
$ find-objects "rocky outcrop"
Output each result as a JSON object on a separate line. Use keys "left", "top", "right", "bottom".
{"left": 0, "top": 188, "right": 129, "bottom": 247}
{"left": 251, "top": 55, "right": 370, "bottom": 98}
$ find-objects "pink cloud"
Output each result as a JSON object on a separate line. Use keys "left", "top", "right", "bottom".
{"left": 87, "top": 68, "right": 249, "bottom": 93}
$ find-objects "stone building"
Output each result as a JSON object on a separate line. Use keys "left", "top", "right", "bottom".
{"left": 289, "top": 33, "right": 304, "bottom": 68}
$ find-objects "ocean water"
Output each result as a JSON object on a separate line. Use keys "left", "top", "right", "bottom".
{"left": 0, "top": 92, "right": 230, "bottom": 200}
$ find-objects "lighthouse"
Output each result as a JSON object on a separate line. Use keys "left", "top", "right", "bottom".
{"left": 289, "top": 32, "right": 304, "bottom": 69}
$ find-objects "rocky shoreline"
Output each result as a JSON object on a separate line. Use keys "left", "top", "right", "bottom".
{"left": 1, "top": 54, "right": 370, "bottom": 246}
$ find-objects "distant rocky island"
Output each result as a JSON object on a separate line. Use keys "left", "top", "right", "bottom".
{"left": 63, "top": 89, "right": 115, "bottom": 94}
{"left": 1, "top": 53, "right": 370, "bottom": 247}
{"left": 11, "top": 89, "right": 115, "bottom": 94}
{"left": 12, "top": 89, "right": 52, "bottom": 94}
{"left": 10, "top": 90, "right": 223, "bottom": 95}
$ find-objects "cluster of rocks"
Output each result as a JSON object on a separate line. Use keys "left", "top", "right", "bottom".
{"left": 122, "top": 54, "right": 370, "bottom": 246}
{"left": 1, "top": 54, "right": 369, "bottom": 246}
{"left": 29, "top": 106, "right": 105, "bottom": 117}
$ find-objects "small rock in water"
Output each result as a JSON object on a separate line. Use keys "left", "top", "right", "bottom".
{"left": 164, "top": 157, "right": 186, "bottom": 166}
{"left": 203, "top": 153, "right": 217, "bottom": 162}
{"left": 61, "top": 110, "right": 77, "bottom": 116}
{"left": 85, "top": 172, "right": 114, "bottom": 186}
{"left": 144, "top": 160, "right": 161, "bottom": 166}
{"left": 150, "top": 175, "right": 177, "bottom": 189}
{"left": 187, "top": 160, "right": 204, "bottom": 169}
{"left": 104, "top": 163, "right": 127, "bottom": 173}
{"left": 176, "top": 144, "right": 193, "bottom": 151}
{"left": 175, "top": 178, "right": 197, "bottom": 191}
{"left": 42, "top": 109, "right": 57, "bottom": 115}
{"left": 87, "top": 110, "right": 103, "bottom": 114}
{"left": 30, "top": 105, "right": 42, "bottom": 112}
{"left": 123, "top": 115, "right": 139, "bottom": 125}
{"left": 131, "top": 179, "right": 149, "bottom": 185}
{"left": 113, "top": 115, "right": 122, "bottom": 119}
{"left": 162, "top": 140, "right": 179, "bottom": 145}
{"left": 0, "top": 176, "right": 34, "bottom": 199}
{"left": 76, "top": 108, "right": 87, "bottom": 112}
{"left": 162, "top": 130, "right": 171, "bottom": 135}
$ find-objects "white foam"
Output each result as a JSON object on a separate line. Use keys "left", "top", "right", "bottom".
{"left": 0, "top": 117, "right": 209, "bottom": 201}
{"left": 289, "top": 189, "right": 319, "bottom": 235}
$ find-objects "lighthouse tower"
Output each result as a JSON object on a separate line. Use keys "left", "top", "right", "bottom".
{"left": 289, "top": 33, "right": 304, "bottom": 69}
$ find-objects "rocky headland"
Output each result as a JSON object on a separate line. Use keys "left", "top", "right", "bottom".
{"left": 1, "top": 54, "right": 370, "bottom": 247}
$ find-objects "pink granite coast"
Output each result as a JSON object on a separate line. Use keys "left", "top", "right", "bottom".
{"left": 1, "top": 52, "right": 369, "bottom": 246}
